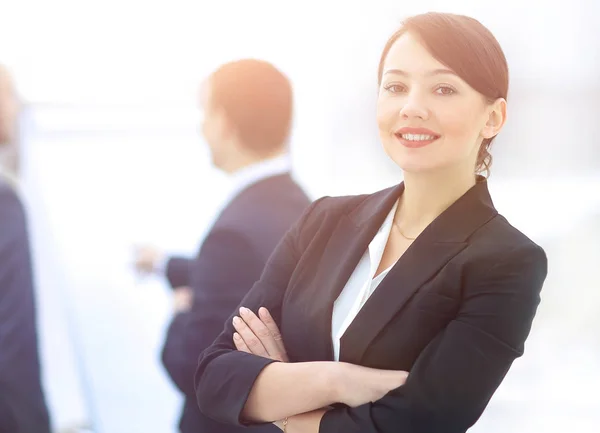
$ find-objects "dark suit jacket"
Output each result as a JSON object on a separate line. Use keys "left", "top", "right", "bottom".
{"left": 161, "top": 173, "right": 310, "bottom": 433}
{"left": 194, "top": 177, "right": 548, "bottom": 433}
{"left": 164, "top": 256, "right": 192, "bottom": 289}
{"left": 0, "top": 180, "right": 51, "bottom": 433}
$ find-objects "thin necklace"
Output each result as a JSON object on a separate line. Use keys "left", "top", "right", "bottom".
{"left": 394, "top": 221, "right": 417, "bottom": 241}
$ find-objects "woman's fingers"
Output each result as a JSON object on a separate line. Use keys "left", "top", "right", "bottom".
{"left": 239, "top": 307, "right": 286, "bottom": 361}
{"left": 233, "top": 332, "right": 250, "bottom": 353}
{"left": 232, "top": 315, "right": 268, "bottom": 357}
{"left": 259, "top": 307, "right": 289, "bottom": 362}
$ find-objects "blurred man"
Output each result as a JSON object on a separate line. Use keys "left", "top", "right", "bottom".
{"left": 140, "top": 59, "right": 310, "bottom": 433}
{"left": 0, "top": 64, "right": 20, "bottom": 177}
{"left": 0, "top": 174, "right": 51, "bottom": 433}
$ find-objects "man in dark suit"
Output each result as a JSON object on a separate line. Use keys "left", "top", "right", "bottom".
{"left": 152, "top": 59, "right": 310, "bottom": 433}
{"left": 0, "top": 176, "right": 51, "bottom": 433}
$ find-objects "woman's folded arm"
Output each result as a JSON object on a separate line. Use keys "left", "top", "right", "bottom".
{"left": 316, "top": 244, "right": 547, "bottom": 433}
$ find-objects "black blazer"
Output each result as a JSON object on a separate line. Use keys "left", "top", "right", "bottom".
{"left": 0, "top": 179, "right": 51, "bottom": 433}
{"left": 194, "top": 177, "right": 548, "bottom": 433}
{"left": 161, "top": 173, "right": 310, "bottom": 433}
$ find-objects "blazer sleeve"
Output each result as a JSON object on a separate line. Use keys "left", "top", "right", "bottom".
{"left": 0, "top": 187, "right": 37, "bottom": 429}
{"left": 194, "top": 197, "right": 324, "bottom": 425}
{"left": 161, "top": 229, "right": 266, "bottom": 396}
{"left": 0, "top": 390, "right": 18, "bottom": 433}
{"left": 319, "top": 243, "right": 548, "bottom": 433}
{"left": 165, "top": 256, "right": 192, "bottom": 289}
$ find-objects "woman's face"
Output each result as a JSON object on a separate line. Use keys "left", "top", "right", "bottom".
{"left": 377, "top": 32, "right": 505, "bottom": 175}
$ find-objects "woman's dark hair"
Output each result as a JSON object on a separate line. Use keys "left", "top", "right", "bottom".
{"left": 378, "top": 12, "right": 509, "bottom": 176}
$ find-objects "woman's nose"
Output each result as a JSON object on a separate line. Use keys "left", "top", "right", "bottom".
{"left": 399, "top": 92, "right": 429, "bottom": 120}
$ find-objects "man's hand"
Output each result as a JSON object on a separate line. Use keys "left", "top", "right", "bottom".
{"left": 232, "top": 307, "right": 289, "bottom": 362}
{"left": 133, "top": 245, "right": 164, "bottom": 274}
{"left": 173, "top": 286, "right": 193, "bottom": 313}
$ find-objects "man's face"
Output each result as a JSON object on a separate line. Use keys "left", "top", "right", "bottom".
{"left": 199, "top": 80, "right": 234, "bottom": 170}
{"left": 0, "top": 71, "right": 18, "bottom": 145}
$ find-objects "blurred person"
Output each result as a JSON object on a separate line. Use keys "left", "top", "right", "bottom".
{"left": 194, "top": 12, "right": 548, "bottom": 433}
{"left": 134, "top": 245, "right": 190, "bottom": 291}
{"left": 0, "top": 173, "right": 51, "bottom": 433}
{"left": 0, "top": 64, "right": 20, "bottom": 177}
{"left": 158, "top": 59, "right": 311, "bottom": 433}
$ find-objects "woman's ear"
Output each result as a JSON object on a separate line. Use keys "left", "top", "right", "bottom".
{"left": 481, "top": 98, "right": 507, "bottom": 139}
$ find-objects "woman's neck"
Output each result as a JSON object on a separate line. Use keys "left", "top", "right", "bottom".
{"left": 396, "top": 168, "right": 477, "bottom": 233}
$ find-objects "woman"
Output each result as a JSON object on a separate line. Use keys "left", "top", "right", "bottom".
{"left": 194, "top": 12, "right": 547, "bottom": 433}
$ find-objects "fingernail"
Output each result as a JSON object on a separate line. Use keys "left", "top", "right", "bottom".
{"left": 259, "top": 307, "right": 269, "bottom": 318}
{"left": 239, "top": 307, "right": 249, "bottom": 316}
{"left": 233, "top": 316, "right": 241, "bottom": 325}
{"left": 233, "top": 332, "right": 241, "bottom": 340}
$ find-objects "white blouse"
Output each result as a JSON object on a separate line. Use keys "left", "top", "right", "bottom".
{"left": 331, "top": 200, "right": 399, "bottom": 361}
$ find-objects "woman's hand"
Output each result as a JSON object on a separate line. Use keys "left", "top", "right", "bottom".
{"left": 232, "top": 308, "right": 408, "bottom": 408}
{"left": 334, "top": 362, "right": 409, "bottom": 407}
{"left": 232, "top": 307, "right": 289, "bottom": 362}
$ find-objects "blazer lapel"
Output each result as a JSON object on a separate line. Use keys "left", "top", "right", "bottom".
{"left": 339, "top": 177, "right": 498, "bottom": 364}
{"left": 311, "top": 184, "right": 404, "bottom": 360}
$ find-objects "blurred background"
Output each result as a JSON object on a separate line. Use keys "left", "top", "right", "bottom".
{"left": 1, "top": 0, "right": 599, "bottom": 432}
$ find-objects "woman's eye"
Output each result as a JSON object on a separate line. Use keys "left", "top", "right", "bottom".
{"left": 384, "top": 84, "right": 406, "bottom": 93}
{"left": 435, "top": 85, "right": 456, "bottom": 95}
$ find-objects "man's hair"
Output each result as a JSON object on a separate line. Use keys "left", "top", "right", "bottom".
{"left": 208, "top": 59, "right": 293, "bottom": 155}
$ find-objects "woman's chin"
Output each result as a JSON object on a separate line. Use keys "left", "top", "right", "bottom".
{"left": 393, "top": 159, "right": 439, "bottom": 175}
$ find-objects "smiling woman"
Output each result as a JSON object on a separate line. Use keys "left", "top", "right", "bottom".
{"left": 194, "top": 12, "right": 547, "bottom": 433}
{"left": 376, "top": 13, "right": 508, "bottom": 177}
